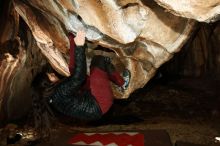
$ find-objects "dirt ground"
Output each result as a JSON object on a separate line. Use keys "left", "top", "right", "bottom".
{"left": 82, "top": 77, "right": 220, "bottom": 145}
{"left": 1, "top": 77, "right": 220, "bottom": 146}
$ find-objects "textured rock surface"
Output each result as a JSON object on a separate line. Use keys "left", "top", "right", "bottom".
{"left": 0, "top": 1, "right": 47, "bottom": 121}
{"left": 1, "top": 0, "right": 219, "bottom": 121}
{"left": 0, "top": 32, "right": 46, "bottom": 121}
{"left": 13, "top": 0, "right": 194, "bottom": 99}
{"left": 154, "top": 0, "right": 220, "bottom": 22}
{"left": 161, "top": 22, "right": 220, "bottom": 78}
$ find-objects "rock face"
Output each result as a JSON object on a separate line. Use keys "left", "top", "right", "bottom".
{"left": 13, "top": 0, "right": 195, "bottom": 99}
{"left": 0, "top": 0, "right": 219, "bottom": 121}
{"left": 161, "top": 22, "right": 220, "bottom": 78}
{"left": 0, "top": 1, "right": 46, "bottom": 121}
{"left": 154, "top": 0, "right": 220, "bottom": 22}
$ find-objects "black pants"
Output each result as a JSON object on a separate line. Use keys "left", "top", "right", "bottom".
{"left": 48, "top": 45, "right": 102, "bottom": 121}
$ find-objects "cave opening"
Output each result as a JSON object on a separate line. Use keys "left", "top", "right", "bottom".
{"left": 1, "top": 0, "right": 220, "bottom": 146}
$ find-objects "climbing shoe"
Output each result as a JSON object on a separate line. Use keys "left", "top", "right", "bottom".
{"left": 122, "top": 69, "right": 131, "bottom": 90}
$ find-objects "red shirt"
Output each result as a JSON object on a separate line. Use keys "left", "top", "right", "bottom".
{"left": 81, "top": 68, "right": 124, "bottom": 114}
{"left": 89, "top": 68, "right": 113, "bottom": 113}
{"left": 68, "top": 32, "right": 124, "bottom": 114}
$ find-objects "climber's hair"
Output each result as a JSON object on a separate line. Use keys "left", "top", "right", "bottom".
{"left": 32, "top": 64, "right": 60, "bottom": 98}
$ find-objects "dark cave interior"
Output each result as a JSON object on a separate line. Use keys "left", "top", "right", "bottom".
{"left": 0, "top": 0, "right": 220, "bottom": 146}
{"left": 1, "top": 53, "right": 220, "bottom": 146}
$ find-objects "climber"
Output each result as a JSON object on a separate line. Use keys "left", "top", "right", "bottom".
{"left": 47, "top": 30, "right": 130, "bottom": 121}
